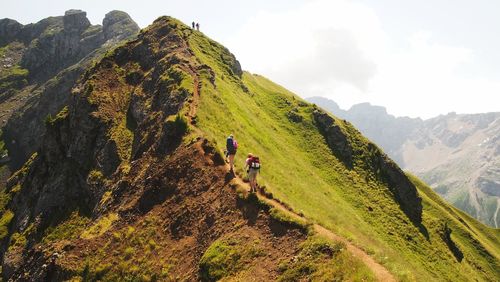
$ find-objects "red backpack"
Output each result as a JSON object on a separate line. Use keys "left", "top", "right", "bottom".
{"left": 250, "top": 156, "right": 261, "bottom": 169}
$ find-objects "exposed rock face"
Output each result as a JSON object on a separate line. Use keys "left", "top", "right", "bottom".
{"left": 229, "top": 53, "right": 243, "bottom": 77}
{"left": 1, "top": 10, "right": 139, "bottom": 169}
{"left": 309, "top": 96, "right": 500, "bottom": 227}
{"left": 62, "top": 9, "right": 90, "bottom": 33}
{"left": 4, "top": 66, "right": 83, "bottom": 168}
{"left": 371, "top": 148, "right": 423, "bottom": 224}
{"left": 308, "top": 97, "right": 421, "bottom": 165}
{"left": 103, "top": 10, "right": 140, "bottom": 41}
{"left": 217, "top": 45, "right": 242, "bottom": 78}
{"left": 312, "top": 109, "right": 423, "bottom": 224}
{"left": 0, "top": 19, "right": 23, "bottom": 45}
{"left": 19, "top": 9, "right": 134, "bottom": 80}
{"left": 312, "top": 109, "right": 353, "bottom": 167}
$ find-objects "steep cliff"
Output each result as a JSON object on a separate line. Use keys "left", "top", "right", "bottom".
{"left": 0, "top": 10, "right": 139, "bottom": 169}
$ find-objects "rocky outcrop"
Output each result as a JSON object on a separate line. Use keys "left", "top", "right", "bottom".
{"left": 0, "top": 19, "right": 23, "bottom": 46}
{"left": 313, "top": 108, "right": 422, "bottom": 224}
{"left": 103, "top": 10, "right": 140, "bottom": 41}
{"left": 312, "top": 109, "right": 353, "bottom": 167}
{"left": 229, "top": 53, "right": 243, "bottom": 77}
{"left": 2, "top": 10, "right": 139, "bottom": 169}
{"left": 62, "top": 9, "right": 90, "bottom": 33}
{"left": 218, "top": 46, "right": 242, "bottom": 78}
{"left": 19, "top": 10, "right": 137, "bottom": 80}
{"left": 370, "top": 146, "right": 423, "bottom": 224}
{"left": 308, "top": 97, "right": 421, "bottom": 165}
{"left": 3, "top": 66, "right": 83, "bottom": 168}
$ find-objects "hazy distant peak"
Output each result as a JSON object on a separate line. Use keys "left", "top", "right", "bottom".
{"left": 349, "top": 102, "right": 388, "bottom": 115}
{"left": 308, "top": 96, "right": 340, "bottom": 109}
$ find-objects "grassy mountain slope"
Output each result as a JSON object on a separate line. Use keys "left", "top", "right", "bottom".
{"left": 186, "top": 24, "right": 500, "bottom": 281}
{"left": 0, "top": 16, "right": 498, "bottom": 281}
{"left": 0, "top": 17, "right": 374, "bottom": 281}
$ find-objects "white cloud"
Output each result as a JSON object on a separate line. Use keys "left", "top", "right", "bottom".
{"left": 371, "top": 31, "right": 500, "bottom": 118}
{"left": 225, "top": 0, "right": 500, "bottom": 118}
{"left": 226, "top": 0, "right": 382, "bottom": 104}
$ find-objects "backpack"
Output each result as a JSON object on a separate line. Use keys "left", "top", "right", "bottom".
{"left": 226, "top": 137, "right": 235, "bottom": 153}
{"left": 250, "top": 157, "right": 261, "bottom": 169}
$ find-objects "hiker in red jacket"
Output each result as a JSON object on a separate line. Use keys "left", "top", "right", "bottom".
{"left": 245, "top": 153, "right": 261, "bottom": 193}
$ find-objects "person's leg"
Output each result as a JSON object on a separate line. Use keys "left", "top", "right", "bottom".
{"left": 229, "top": 154, "right": 235, "bottom": 170}
{"left": 254, "top": 173, "right": 258, "bottom": 192}
{"left": 249, "top": 170, "right": 257, "bottom": 192}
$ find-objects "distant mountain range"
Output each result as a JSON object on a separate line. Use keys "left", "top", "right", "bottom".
{"left": 308, "top": 96, "right": 500, "bottom": 227}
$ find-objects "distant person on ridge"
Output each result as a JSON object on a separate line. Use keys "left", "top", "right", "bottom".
{"left": 245, "top": 153, "right": 261, "bottom": 193}
{"left": 226, "top": 134, "right": 238, "bottom": 172}
{"left": 196, "top": 22, "right": 200, "bottom": 31}
{"left": 192, "top": 21, "right": 195, "bottom": 29}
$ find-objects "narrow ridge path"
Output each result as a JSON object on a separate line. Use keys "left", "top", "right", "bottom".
{"left": 229, "top": 176, "right": 397, "bottom": 282}
{"left": 186, "top": 68, "right": 200, "bottom": 121}
{"left": 183, "top": 44, "right": 395, "bottom": 281}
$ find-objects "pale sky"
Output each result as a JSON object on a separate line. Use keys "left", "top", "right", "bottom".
{"left": 2, "top": 0, "right": 499, "bottom": 118}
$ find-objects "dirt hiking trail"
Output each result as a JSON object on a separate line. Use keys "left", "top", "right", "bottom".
{"left": 181, "top": 39, "right": 396, "bottom": 280}
{"left": 230, "top": 175, "right": 397, "bottom": 282}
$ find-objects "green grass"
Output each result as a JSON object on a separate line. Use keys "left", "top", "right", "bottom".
{"left": 268, "top": 207, "right": 311, "bottom": 233}
{"left": 0, "top": 130, "right": 7, "bottom": 157}
{"left": 70, "top": 214, "right": 180, "bottom": 281}
{"left": 0, "top": 210, "right": 14, "bottom": 240}
{"left": 0, "top": 68, "right": 28, "bottom": 91}
{"left": 278, "top": 235, "right": 375, "bottom": 281}
{"left": 0, "top": 48, "right": 29, "bottom": 91}
{"left": 45, "top": 106, "right": 69, "bottom": 125}
{"left": 185, "top": 25, "right": 500, "bottom": 281}
{"left": 7, "top": 152, "right": 37, "bottom": 186}
{"left": 199, "top": 236, "right": 264, "bottom": 281}
{"left": 80, "top": 213, "right": 119, "bottom": 239}
{"left": 8, "top": 222, "right": 35, "bottom": 252}
{"left": 42, "top": 211, "right": 91, "bottom": 244}
{"left": 0, "top": 188, "right": 10, "bottom": 215}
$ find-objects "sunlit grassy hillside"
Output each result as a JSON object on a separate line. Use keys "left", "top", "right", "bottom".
{"left": 181, "top": 20, "right": 500, "bottom": 281}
